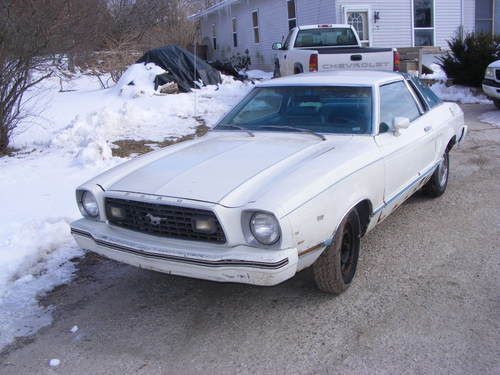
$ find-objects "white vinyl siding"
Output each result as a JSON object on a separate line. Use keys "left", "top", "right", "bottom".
{"left": 435, "top": 0, "right": 464, "bottom": 47}
{"left": 337, "top": 0, "right": 413, "bottom": 47}
{"left": 198, "top": 0, "right": 477, "bottom": 70}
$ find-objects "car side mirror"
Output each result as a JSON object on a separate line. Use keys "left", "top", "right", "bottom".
{"left": 272, "top": 42, "right": 283, "bottom": 50}
{"left": 393, "top": 117, "right": 410, "bottom": 136}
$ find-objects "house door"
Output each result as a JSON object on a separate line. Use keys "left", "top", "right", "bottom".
{"left": 344, "top": 9, "right": 371, "bottom": 46}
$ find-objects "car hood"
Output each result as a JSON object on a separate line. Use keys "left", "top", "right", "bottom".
{"left": 488, "top": 60, "right": 500, "bottom": 68}
{"left": 106, "top": 132, "right": 353, "bottom": 207}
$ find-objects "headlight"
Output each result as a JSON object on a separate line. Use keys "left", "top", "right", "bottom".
{"left": 81, "top": 191, "right": 99, "bottom": 217}
{"left": 250, "top": 212, "right": 280, "bottom": 245}
{"left": 485, "top": 67, "right": 494, "bottom": 78}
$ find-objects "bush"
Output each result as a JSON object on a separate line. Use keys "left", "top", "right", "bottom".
{"left": 439, "top": 32, "right": 500, "bottom": 87}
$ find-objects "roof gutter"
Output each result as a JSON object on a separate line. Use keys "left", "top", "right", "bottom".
{"left": 188, "top": 0, "right": 239, "bottom": 20}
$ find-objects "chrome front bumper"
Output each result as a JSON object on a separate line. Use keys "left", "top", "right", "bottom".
{"left": 70, "top": 218, "right": 298, "bottom": 286}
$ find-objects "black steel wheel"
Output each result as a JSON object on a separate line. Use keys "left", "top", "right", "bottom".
{"left": 423, "top": 152, "right": 449, "bottom": 198}
{"left": 313, "top": 208, "right": 361, "bottom": 294}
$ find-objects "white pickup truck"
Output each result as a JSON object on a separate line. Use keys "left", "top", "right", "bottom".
{"left": 272, "top": 24, "right": 399, "bottom": 77}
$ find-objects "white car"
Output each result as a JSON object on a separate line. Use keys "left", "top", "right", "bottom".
{"left": 482, "top": 60, "right": 500, "bottom": 108}
{"left": 71, "top": 71, "right": 467, "bottom": 294}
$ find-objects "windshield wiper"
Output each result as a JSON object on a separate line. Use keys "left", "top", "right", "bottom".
{"left": 258, "top": 125, "right": 326, "bottom": 141}
{"left": 216, "top": 124, "right": 254, "bottom": 137}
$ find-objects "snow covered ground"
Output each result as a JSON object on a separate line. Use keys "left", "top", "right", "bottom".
{"left": 479, "top": 111, "right": 500, "bottom": 127}
{"left": 424, "top": 63, "right": 493, "bottom": 105}
{"left": 0, "top": 64, "right": 254, "bottom": 349}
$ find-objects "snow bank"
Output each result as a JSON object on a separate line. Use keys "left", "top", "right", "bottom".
{"left": 0, "top": 65, "right": 254, "bottom": 350}
{"left": 421, "top": 63, "right": 447, "bottom": 81}
{"left": 115, "top": 63, "right": 166, "bottom": 98}
{"left": 421, "top": 64, "right": 492, "bottom": 105}
{"left": 241, "top": 70, "right": 274, "bottom": 80}
{"left": 479, "top": 111, "right": 500, "bottom": 127}
{"left": 430, "top": 83, "right": 492, "bottom": 104}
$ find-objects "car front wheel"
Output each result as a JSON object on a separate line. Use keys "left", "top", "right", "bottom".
{"left": 423, "top": 152, "right": 449, "bottom": 197}
{"left": 312, "top": 208, "right": 361, "bottom": 295}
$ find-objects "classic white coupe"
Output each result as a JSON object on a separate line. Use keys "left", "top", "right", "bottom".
{"left": 71, "top": 71, "right": 466, "bottom": 294}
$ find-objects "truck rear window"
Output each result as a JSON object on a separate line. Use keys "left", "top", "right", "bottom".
{"left": 294, "top": 28, "right": 358, "bottom": 48}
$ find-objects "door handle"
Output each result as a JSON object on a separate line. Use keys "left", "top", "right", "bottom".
{"left": 350, "top": 54, "right": 362, "bottom": 61}
{"left": 284, "top": 55, "right": 287, "bottom": 60}
{"left": 424, "top": 126, "right": 432, "bottom": 133}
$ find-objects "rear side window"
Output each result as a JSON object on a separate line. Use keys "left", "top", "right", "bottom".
{"left": 379, "top": 81, "right": 421, "bottom": 130}
{"left": 294, "top": 28, "right": 358, "bottom": 48}
{"left": 408, "top": 75, "right": 442, "bottom": 109}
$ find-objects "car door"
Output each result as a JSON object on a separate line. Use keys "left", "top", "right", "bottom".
{"left": 278, "top": 29, "right": 295, "bottom": 76}
{"left": 375, "top": 79, "right": 436, "bottom": 218}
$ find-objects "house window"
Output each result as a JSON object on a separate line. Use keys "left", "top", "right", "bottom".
{"left": 475, "top": 0, "right": 494, "bottom": 34}
{"left": 287, "top": 0, "right": 297, "bottom": 30}
{"left": 252, "top": 10, "right": 260, "bottom": 43}
{"left": 413, "top": 0, "right": 434, "bottom": 46}
{"left": 232, "top": 18, "right": 238, "bottom": 47}
{"left": 212, "top": 24, "right": 217, "bottom": 50}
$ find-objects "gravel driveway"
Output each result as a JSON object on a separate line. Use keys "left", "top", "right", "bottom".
{"left": 1, "top": 104, "right": 499, "bottom": 375}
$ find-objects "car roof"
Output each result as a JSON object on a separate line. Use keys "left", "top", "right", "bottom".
{"left": 257, "top": 71, "right": 403, "bottom": 87}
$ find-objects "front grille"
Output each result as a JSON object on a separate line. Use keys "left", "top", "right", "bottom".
{"left": 496, "top": 69, "right": 500, "bottom": 81}
{"left": 105, "top": 198, "right": 226, "bottom": 244}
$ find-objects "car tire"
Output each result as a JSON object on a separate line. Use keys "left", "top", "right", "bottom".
{"left": 423, "top": 152, "right": 449, "bottom": 198}
{"left": 312, "top": 208, "right": 361, "bottom": 295}
{"left": 494, "top": 99, "right": 500, "bottom": 109}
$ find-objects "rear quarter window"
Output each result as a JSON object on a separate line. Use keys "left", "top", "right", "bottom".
{"left": 407, "top": 75, "right": 442, "bottom": 110}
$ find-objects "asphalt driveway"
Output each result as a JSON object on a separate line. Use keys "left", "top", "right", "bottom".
{"left": 1, "top": 104, "right": 499, "bottom": 375}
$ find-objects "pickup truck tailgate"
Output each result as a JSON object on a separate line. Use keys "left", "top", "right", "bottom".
{"left": 310, "top": 47, "right": 395, "bottom": 71}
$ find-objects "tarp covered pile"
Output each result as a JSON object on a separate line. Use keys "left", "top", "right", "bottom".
{"left": 137, "top": 45, "right": 222, "bottom": 92}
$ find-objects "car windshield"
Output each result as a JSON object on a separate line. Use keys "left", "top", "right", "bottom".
{"left": 216, "top": 86, "right": 373, "bottom": 135}
{"left": 294, "top": 28, "right": 358, "bottom": 48}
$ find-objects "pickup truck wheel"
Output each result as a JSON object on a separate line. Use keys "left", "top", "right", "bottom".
{"left": 494, "top": 99, "right": 500, "bottom": 109}
{"left": 273, "top": 60, "right": 281, "bottom": 78}
{"left": 312, "top": 208, "right": 361, "bottom": 295}
{"left": 423, "top": 152, "right": 449, "bottom": 198}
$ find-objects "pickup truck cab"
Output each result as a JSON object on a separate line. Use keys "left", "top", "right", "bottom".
{"left": 272, "top": 24, "right": 399, "bottom": 77}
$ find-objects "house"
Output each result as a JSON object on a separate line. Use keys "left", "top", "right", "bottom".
{"left": 191, "top": 0, "right": 499, "bottom": 71}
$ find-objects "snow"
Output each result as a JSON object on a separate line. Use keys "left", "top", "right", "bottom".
{"left": 49, "top": 358, "right": 61, "bottom": 367}
{"left": 430, "top": 83, "right": 493, "bottom": 104}
{"left": 0, "top": 63, "right": 253, "bottom": 350}
{"left": 421, "top": 63, "right": 493, "bottom": 105}
{"left": 241, "top": 70, "right": 274, "bottom": 80}
{"left": 479, "top": 111, "right": 500, "bottom": 127}
{"left": 421, "top": 63, "right": 447, "bottom": 81}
